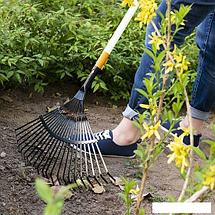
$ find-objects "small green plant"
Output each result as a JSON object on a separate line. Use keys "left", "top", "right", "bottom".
{"left": 35, "top": 178, "right": 78, "bottom": 215}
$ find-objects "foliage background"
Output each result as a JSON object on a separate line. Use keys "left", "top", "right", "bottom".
{"left": 0, "top": 0, "right": 198, "bottom": 100}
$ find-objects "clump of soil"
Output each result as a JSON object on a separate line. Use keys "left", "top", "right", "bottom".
{"left": 0, "top": 86, "right": 214, "bottom": 215}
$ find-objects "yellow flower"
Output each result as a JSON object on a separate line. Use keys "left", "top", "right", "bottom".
{"left": 181, "top": 126, "right": 190, "bottom": 136}
{"left": 139, "top": 101, "right": 157, "bottom": 116}
{"left": 135, "top": 0, "right": 158, "bottom": 25}
{"left": 174, "top": 53, "right": 190, "bottom": 74}
{"left": 142, "top": 121, "right": 161, "bottom": 140}
{"left": 130, "top": 185, "right": 140, "bottom": 195}
{"left": 148, "top": 32, "right": 165, "bottom": 50}
{"left": 139, "top": 104, "right": 150, "bottom": 109}
{"left": 163, "top": 59, "right": 175, "bottom": 74}
{"left": 121, "top": 0, "right": 134, "bottom": 7}
{"left": 167, "top": 135, "right": 191, "bottom": 173}
{"left": 203, "top": 165, "right": 215, "bottom": 190}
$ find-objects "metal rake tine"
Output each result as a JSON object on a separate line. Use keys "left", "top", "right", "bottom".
{"left": 15, "top": 110, "right": 57, "bottom": 136}
{"left": 19, "top": 115, "right": 57, "bottom": 150}
{"left": 15, "top": 118, "right": 41, "bottom": 134}
{"left": 16, "top": 114, "right": 57, "bottom": 144}
{"left": 17, "top": 115, "right": 58, "bottom": 153}
{"left": 88, "top": 122, "right": 114, "bottom": 183}
{"left": 71, "top": 120, "right": 83, "bottom": 183}
{"left": 62, "top": 145, "right": 71, "bottom": 184}
{"left": 86, "top": 141, "right": 96, "bottom": 183}
{"left": 84, "top": 122, "right": 103, "bottom": 185}
{"left": 77, "top": 119, "right": 84, "bottom": 179}
{"left": 67, "top": 142, "right": 75, "bottom": 184}
{"left": 42, "top": 115, "right": 72, "bottom": 181}
{"left": 51, "top": 120, "right": 72, "bottom": 184}
{"left": 34, "top": 115, "right": 67, "bottom": 170}
{"left": 79, "top": 119, "right": 88, "bottom": 180}
{"left": 29, "top": 116, "right": 65, "bottom": 166}
{"left": 22, "top": 130, "right": 50, "bottom": 161}
{"left": 66, "top": 120, "right": 81, "bottom": 184}
{"left": 38, "top": 117, "right": 69, "bottom": 180}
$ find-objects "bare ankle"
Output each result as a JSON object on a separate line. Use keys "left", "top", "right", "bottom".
{"left": 181, "top": 116, "right": 204, "bottom": 134}
{"left": 112, "top": 117, "right": 140, "bottom": 145}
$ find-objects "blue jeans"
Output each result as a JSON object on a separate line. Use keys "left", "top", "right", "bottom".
{"left": 123, "top": 0, "right": 215, "bottom": 121}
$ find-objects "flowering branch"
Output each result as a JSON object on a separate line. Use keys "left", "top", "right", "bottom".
{"left": 151, "top": 16, "right": 194, "bottom": 202}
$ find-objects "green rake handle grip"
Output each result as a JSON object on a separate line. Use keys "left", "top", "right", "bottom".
{"left": 82, "top": 0, "right": 139, "bottom": 91}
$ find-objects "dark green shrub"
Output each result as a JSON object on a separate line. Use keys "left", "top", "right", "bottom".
{"left": 0, "top": 0, "right": 197, "bottom": 100}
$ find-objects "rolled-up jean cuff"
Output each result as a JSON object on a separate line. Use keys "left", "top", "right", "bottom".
{"left": 190, "top": 106, "right": 209, "bottom": 121}
{"left": 122, "top": 105, "right": 138, "bottom": 120}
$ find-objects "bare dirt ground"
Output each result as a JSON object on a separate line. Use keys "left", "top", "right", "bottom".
{"left": 0, "top": 85, "right": 214, "bottom": 215}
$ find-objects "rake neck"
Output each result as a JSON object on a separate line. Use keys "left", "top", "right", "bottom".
{"left": 82, "top": 66, "right": 102, "bottom": 92}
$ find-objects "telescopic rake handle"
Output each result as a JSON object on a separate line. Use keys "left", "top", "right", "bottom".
{"left": 82, "top": 0, "right": 139, "bottom": 91}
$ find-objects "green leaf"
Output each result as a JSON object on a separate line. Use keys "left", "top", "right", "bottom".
{"left": 93, "top": 83, "right": 100, "bottom": 92}
{"left": 136, "top": 89, "right": 148, "bottom": 99}
{"left": 134, "top": 144, "right": 145, "bottom": 161}
{"left": 139, "top": 207, "right": 145, "bottom": 215}
{"left": 143, "top": 48, "right": 155, "bottom": 61}
{"left": 35, "top": 178, "right": 53, "bottom": 204}
{"left": 7, "top": 71, "right": 14, "bottom": 78}
{"left": 44, "top": 202, "right": 63, "bottom": 215}
{"left": 15, "top": 73, "right": 21, "bottom": 83}
{"left": 192, "top": 146, "right": 207, "bottom": 161}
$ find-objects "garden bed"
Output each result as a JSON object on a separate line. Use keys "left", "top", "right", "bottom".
{"left": 0, "top": 85, "right": 214, "bottom": 215}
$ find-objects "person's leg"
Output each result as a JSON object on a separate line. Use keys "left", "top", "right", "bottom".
{"left": 113, "top": 0, "right": 167, "bottom": 145}
{"left": 182, "top": 11, "right": 215, "bottom": 133}
{"left": 114, "top": 0, "right": 215, "bottom": 145}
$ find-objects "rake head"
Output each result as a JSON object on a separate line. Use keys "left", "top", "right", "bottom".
{"left": 15, "top": 90, "right": 114, "bottom": 187}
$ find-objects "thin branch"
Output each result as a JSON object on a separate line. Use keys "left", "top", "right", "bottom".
{"left": 135, "top": 1, "right": 172, "bottom": 214}
{"left": 185, "top": 186, "right": 210, "bottom": 202}
{"left": 151, "top": 18, "right": 195, "bottom": 202}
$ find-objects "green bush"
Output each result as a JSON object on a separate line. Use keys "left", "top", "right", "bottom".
{"left": 0, "top": 0, "right": 198, "bottom": 100}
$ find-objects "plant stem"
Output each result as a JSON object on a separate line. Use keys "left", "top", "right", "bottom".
{"left": 151, "top": 0, "right": 195, "bottom": 203}
{"left": 185, "top": 186, "right": 209, "bottom": 202}
{"left": 135, "top": 2, "right": 172, "bottom": 214}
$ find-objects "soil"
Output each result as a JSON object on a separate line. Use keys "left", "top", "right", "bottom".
{"left": 0, "top": 85, "right": 215, "bottom": 215}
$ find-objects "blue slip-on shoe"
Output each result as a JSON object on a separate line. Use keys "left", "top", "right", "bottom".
{"left": 160, "top": 120, "right": 201, "bottom": 147}
{"left": 93, "top": 130, "right": 138, "bottom": 158}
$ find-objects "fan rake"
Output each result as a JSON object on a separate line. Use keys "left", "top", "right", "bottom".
{"left": 15, "top": 0, "right": 139, "bottom": 188}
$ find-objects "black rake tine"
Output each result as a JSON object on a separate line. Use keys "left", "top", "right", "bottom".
{"left": 34, "top": 116, "right": 66, "bottom": 171}
{"left": 55, "top": 121, "right": 72, "bottom": 184}
{"left": 31, "top": 132, "right": 55, "bottom": 167}
{"left": 23, "top": 114, "right": 63, "bottom": 160}
{"left": 17, "top": 116, "right": 55, "bottom": 153}
{"left": 27, "top": 134, "right": 51, "bottom": 164}
{"left": 39, "top": 116, "right": 69, "bottom": 180}
{"left": 62, "top": 145, "right": 71, "bottom": 184}
{"left": 58, "top": 119, "right": 75, "bottom": 184}
{"left": 16, "top": 113, "right": 57, "bottom": 143}
{"left": 15, "top": 110, "right": 57, "bottom": 136}
{"left": 67, "top": 143, "right": 75, "bottom": 184}
{"left": 15, "top": 117, "right": 41, "bottom": 133}
{"left": 20, "top": 113, "right": 60, "bottom": 153}
{"left": 47, "top": 117, "right": 69, "bottom": 181}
